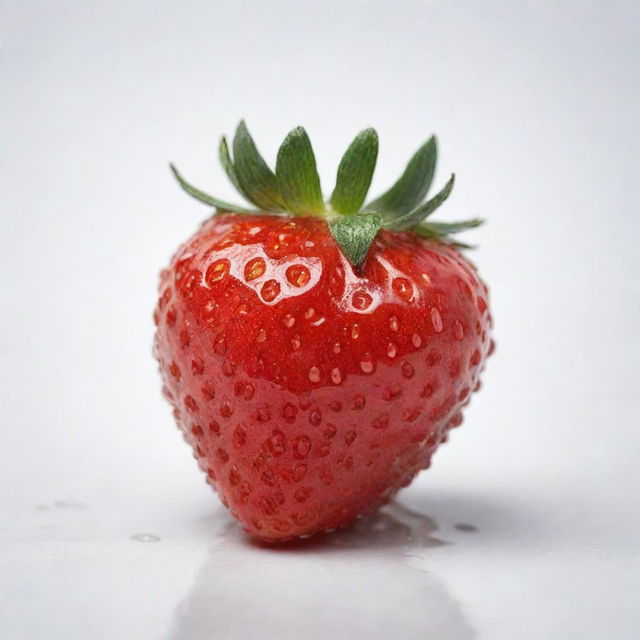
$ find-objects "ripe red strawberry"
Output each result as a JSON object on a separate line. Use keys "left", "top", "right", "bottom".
{"left": 154, "top": 122, "right": 493, "bottom": 542}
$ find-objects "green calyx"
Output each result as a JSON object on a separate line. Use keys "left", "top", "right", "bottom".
{"left": 170, "top": 121, "right": 482, "bottom": 266}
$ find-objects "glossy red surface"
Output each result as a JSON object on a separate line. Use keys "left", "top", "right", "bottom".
{"left": 154, "top": 214, "right": 493, "bottom": 541}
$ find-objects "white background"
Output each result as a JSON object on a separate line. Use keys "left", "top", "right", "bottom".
{"left": 2, "top": 1, "right": 639, "bottom": 638}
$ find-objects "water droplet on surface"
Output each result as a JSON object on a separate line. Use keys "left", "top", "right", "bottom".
{"left": 351, "top": 324, "right": 360, "bottom": 339}
{"left": 286, "top": 264, "right": 311, "bottom": 287}
{"left": 392, "top": 277, "right": 413, "bottom": 301}
{"left": 305, "top": 307, "right": 316, "bottom": 320}
{"left": 453, "top": 320, "right": 464, "bottom": 340}
{"left": 359, "top": 355, "right": 374, "bottom": 374}
{"left": 308, "top": 366, "right": 321, "bottom": 383}
{"left": 244, "top": 257, "right": 266, "bottom": 281}
{"left": 130, "top": 533, "right": 161, "bottom": 543}
{"left": 387, "top": 343, "right": 398, "bottom": 358}
{"left": 352, "top": 290, "right": 373, "bottom": 310}
{"left": 261, "top": 279, "right": 281, "bottom": 302}
{"left": 430, "top": 308, "right": 443, "bottom": 333}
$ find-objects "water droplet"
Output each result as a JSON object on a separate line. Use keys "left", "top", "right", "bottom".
{"left": 430, "top": 307, "right": 443, "bottom": 333}
{"left": 256, "top": 328, "right": 267, "bottom": 343}
{"left": 387, "top": 343, "right": 398, "bottom": 358}
{"left": 130, "top": 533, "right": 161, "bottom": 543}
{"left": 352, "top": 290, "right": 373, "bottom": 310}
{"left": 351, "top": 324, "right": 360, "bottom": 339}
{"left": 311, "top": 315, "right": 326, "bottom": 326}
{"left": 412, "top": 333, "right": 422, "bottom": 347}
{"left": 392, "top": 277, "right": 413, "bottom": 301}
{"left": 286, "top": 264, "right": 311, "bottom": 287}
{"left": 308, "top": 366, "right": 321, "bottom": 383}
{"left": 305, "top": 307, "right": 316, "bottom": 319}
{"left": 330, "top": 367, "right": 342, "bottom": 384}
{"left": 389, "top": 315, "right": 399, "bottom": 331}
{"left": 453, "top": 320, "right": 464, "bottom": 340}
{"left": 206, "top": 260, "right": 229, "bottom": 285}
{"left": 359, "top": 355, "right": 374, "bottom": 374}
{"left": 401, "top": 361, "right": 414, "bottom": 379}
{"left": 292, "top": 435, "right": 312, "bottom": 458}
{"left": 260, "top": 279, "right": 281, "bottom": 302}
{"left": 282, "top": 314, "right": 296, "bottom": 328}
{"left": 244, "top": 257, "right": 266, "bottom": 281}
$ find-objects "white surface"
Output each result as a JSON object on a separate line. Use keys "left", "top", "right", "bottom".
{"left": 2, "top": 1, "right": 639, "bottom": 638}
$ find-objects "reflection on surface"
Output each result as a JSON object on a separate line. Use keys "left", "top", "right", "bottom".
{"left": 169, "top": 501, "right": 475, "bottom": 640}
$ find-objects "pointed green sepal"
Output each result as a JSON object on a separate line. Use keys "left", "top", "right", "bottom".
{"left": 169, "top": 164, "right": 254, "bottom": 213}
{"left": 218, "top": 136, "right": 247, "bottom": 199}
{"left": 416, "top": 217, "right": 483, "bottom": 237}
{"left": 329, "top": 213, "right": 383, "bottom": 267}
{"left": 232, "top": 121, "right": 284, "bottom": 211}
{"left": 386, "top": 174, "right": 455, "bottom": 231}
{"left": 276, "top": 127, "right": 324, "bottom": 215}
{"left": 330, "top": 128, "right": 379, "bottom": 215}
{"left": 364, "top": 135, "right": 437, "bottom": 217}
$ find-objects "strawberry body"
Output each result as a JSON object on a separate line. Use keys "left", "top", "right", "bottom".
{"left": 154, "top": 213, "right": 493, "bottom": 541}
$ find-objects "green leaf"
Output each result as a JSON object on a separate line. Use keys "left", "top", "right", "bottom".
{"left": 417, "top": 218, "right": 483, "bottom": 237}
{"left": 329, "top": 213, "right": 383, "bottom": 267}
{"left": 218, "top": 136, "right": 247, "bottom": 199}
{"left": 386, "top": 174, "right": 455, "bottom": 230}
{"left": 330, "top": 128, "right": 379, "bottom": 215}
{"left": 232, "top": 121, "right": 285, "bottom": 211}
{"left": 169, "top": 164, "right": 253, "bottom": 213}
{"left": 275, "top": 126, "right": 324, "bottom": 215}
{"left": 364, "top": 136, "right": 437, "bottom": 217}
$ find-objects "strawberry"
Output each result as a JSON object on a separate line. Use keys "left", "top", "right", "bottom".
{"left": 154, "top": 122, "right": 493, "bottom": 542}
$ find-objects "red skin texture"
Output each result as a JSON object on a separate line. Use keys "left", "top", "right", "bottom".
{"left": 154, "top": 214, "right": 493, "bottom": 542}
